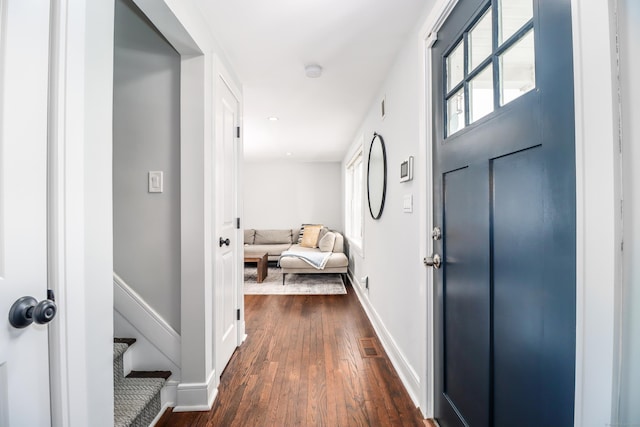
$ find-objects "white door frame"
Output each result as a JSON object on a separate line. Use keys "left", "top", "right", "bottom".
{"left": 416, "top": 0, "right": 459, "bottom": 418}
{"left": 48, "top": 1, "right": 86, "bottom": 424}
{"left": 417, "top": 0, "right": 621, "bottom": 424}
{"left": 48, "top": 0, "right": 116, "bottom": 426}
{"left": 569, "top": 1, "right": 620, "bottom": 425}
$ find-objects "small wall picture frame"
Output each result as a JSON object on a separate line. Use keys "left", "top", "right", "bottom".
{"left": 400, "top": 156, "right": 413, "bottom": 182}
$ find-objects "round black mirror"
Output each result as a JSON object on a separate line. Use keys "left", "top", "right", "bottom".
{"left": 367, "top": 132, "right": 387, "bottom": 220}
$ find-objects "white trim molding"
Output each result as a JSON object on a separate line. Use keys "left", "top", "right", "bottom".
{"left": 113, "top": 273, "right": 182, "bottom": 366}
{"left": 571, "top": 1, "right": 620, "bottom": 426}
{"left": 416, "top": 0, "right": 459, "bottom": 418}
{"left": 349, "top": 273, "right": 422, "bottom": 408}
{"left": 150, "top": 380, "right": 179, "bottom": 426}
{"left": 160, "top": 379, "right": 179, "bottom": 409}
{"left": 48, "top": 0, "right": 116, "bottom": 425}
{"left": 344, "top": 136, "right": 365, "bottom": 258}
{"left": 173, "top": 370, "right": 218, "bottom": 412}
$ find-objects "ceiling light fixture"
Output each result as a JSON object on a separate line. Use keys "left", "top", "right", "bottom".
{"left": 286, "top": 152, "right": 292, "bottom": 156}
{"left": 304, "top": 64, "right": 323, "bottom": 78}
{"left": 268, "top": 116, "right": 279, "bottom": 121}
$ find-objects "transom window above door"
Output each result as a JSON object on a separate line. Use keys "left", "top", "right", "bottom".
{"left": 444, "top": 0, "right": 536, "bottom": 138}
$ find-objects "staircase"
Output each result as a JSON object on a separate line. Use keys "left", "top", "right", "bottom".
{"left": 113, "top": 338, "right": 171, "bottom": 427}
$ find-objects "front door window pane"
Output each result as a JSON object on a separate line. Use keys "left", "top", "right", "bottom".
{"left": 447, "top": 89, "right": 466, "bottom": 135}
{"left": 444, "top": 1, "right": 537, "bottom": 139}
{"left": 469, "top": 9, "right": 492, "bottom": 71}
{"left": 498, "top": 0, "right": 533, "bottom": 44}
{"left": 446, "top": 41, "right": 464, "bottom": 91}
{"left": 500, "top": 29, "right": 535, "bottom": 105}
{"left": 470, "top": 64, "right": 494, "bottom": 123}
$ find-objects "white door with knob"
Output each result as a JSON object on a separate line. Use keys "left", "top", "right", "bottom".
{"left": 215, "top": 71, "right": 241, "bottom": 378}
{"left": 0, "top": 0, "right": 54, "bottom": 425}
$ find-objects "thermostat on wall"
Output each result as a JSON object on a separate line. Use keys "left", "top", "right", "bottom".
{"left": 400, "top": 156, "right": 413, "bottom": 182}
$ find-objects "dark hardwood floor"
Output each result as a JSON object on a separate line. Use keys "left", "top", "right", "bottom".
{"left": 156, "top": 282, "right": 428, "bottom": 426}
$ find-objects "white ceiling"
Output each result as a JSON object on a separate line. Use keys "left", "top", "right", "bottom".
{"left": 195, "top": 0, "right": 430, "bottom": 162}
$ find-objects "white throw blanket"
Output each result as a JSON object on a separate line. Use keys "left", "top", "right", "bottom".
{"left": 278, "top": 250, "right": 331, "bottom": 270}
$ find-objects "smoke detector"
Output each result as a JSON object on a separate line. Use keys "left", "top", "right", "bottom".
{"left": 304, "top": 64, "right": 323, "bottom": 78}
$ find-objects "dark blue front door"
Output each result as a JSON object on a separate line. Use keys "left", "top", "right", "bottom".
{"left": 432, "top": 0, "right": 576, "bottom": 426}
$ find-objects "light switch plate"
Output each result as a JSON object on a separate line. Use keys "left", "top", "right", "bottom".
{"left": 403, "top": 194, "right": 413, "bottom": 213}
{"left": 148, "top": 171, "right": 163, "bottom": 193}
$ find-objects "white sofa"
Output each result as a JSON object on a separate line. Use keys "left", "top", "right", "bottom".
{"left": 243, "top": 228, "right": 349, "bottom": 284}
{"left": 243, "top": 229, "right": 295, "bottom": 262}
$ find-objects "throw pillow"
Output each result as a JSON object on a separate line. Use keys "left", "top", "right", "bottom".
{"left": 318, "top": 226, "right": 329, "bottom": 241}
{"left": 297, "top": 224, "right": 322, "bottom": 244}
{"left": 300, "top": 225, "right": 322, "bottom": 248}
{"left": 243, "top": 229, "right": 255, "bottom": 245}
{"left": 318, "top": 231, "right": 336, "bottom": 252}
{"left": 254, "top": 229, "right": 293, "bottom": 245}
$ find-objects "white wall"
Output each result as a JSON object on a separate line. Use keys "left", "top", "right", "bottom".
{"left": 617, "top": 0, "right": 640, "bottom": 423}
{"left": 243, "top": 161, "right": 343, "bottom": 231}
{"left": 342, "top": 3, "right": 431, "bottom": 409}
{"left": 47, "top": 0, "right": 244, "bottom": 420}
{"left": 113, "top": 0, "right": 182, "bottom": 332}
{"left": 125, "top": 0, "right": 245, "bottom": 410}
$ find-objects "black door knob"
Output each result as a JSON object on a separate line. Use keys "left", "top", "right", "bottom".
{"left": 33, "top": 299, "right": 57, "bottom": 324}
{"left": 219, "top": 237, "right": 230, "bottom": 247}
{"left": 9, "top": 295, "right": 58, "bottom": 329}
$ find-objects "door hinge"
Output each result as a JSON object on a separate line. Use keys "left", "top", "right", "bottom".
{"left": 236, "top": 126, "right": 241, "bottom": 138}
{"left": 236, "top": 217, "right": 241, "bottom": 229}
{"left": 236, "top": 309, "right": 241, "bottom": 321}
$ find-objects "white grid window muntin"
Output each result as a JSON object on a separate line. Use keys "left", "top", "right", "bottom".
{"left": 345, "top": 147, "right": 364, "bottom": 248}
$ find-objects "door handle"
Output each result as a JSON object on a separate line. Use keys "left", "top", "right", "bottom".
{"left": 219, "top": 237, "right": 230, "bottom": 247}
{"left": 423, "top": 254, "right": 442, "bottom": 269}
{"left": 9, "top": 294, "right": 57, "bottom": 329}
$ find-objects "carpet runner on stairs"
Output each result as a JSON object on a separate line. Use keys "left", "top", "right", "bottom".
{"left": 113, "top": 338, "right": 170, "bottom": 427}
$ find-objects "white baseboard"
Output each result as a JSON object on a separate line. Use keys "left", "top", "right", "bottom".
{"left": 149, "top": 402, "right": 171, "bottom": 427}
{"left": 113, "top": 273, "right": 181, "bottom": 366}
{"left": 161, "top": 380, "right": 178, "bottom": 408}
{"left": 206, "top": 370, "right": 218, "bottom": 408}
{"left": 147, "top": 380, "right": 179, "bottom": 426}
{"left": 347, "top": 271, "right": 422, "bottom": 408}
{"left": 173, "top": 370, "right": 218, "bottom": 412}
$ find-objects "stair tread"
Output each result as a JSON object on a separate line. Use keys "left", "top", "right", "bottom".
{"left": 114, "top": 377, "right": 165, "bottom": 427}
{"left": 127, "top": 370, "right": 172, "bottom": 380}
{"left": 113, "top": 343, "right": 129, "bottom": 361}
{"left": 115, "top": 377, "right": 165, "bottom": 394}
{"left": 114, "top": 337, "right": 137, "bottom": 347}
{"left": 113, "top": 337, "right": 169, "bottom": 426}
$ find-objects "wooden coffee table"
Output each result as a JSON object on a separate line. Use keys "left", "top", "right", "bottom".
{"left": 244, "top": 251, "right": 268, "bottom": 283}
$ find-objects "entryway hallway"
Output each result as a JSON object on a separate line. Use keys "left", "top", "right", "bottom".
{"left": 156, "top": 281, "right": 429, "bottom": 426}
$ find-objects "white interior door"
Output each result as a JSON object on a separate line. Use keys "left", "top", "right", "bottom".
{"left": 0, "top": 1, "right": 53, "bottom": 425}
{"left": 215, "top": 75, "right": 240, "bottom": 376}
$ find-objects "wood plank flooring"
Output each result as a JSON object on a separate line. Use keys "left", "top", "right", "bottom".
{"left": 156, "top": 282, "right": 427, "bottom": 426}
